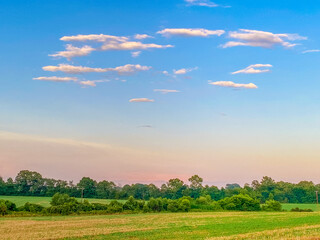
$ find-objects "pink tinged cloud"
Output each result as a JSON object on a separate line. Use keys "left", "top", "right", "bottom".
{"left": 32, "top": 76, "right": 78, "bottom": 82}
{"left": 129, "top": 98, "right": 155, "bottom": 103}
{"left": 232, "top": 64, "right": 273, "bottom": 74}
{"left": 49, "top": 44, "right": 95, "bottom": 60}
{"left": 209, "top": 81, "right": 258, "bottom": 89}
{"left": 157, "top": 28, "right": 225, "bottom": 37}
{"left": 222, "top": 29, "right": 306, "bottom": 49}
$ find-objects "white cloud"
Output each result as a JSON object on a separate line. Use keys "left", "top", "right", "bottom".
{"left": 154, "top": 89, "right": 180, "bottom": 94}
{"left": 209, "top": 81, "right": 258, "bottom": 89}
{"left": 173, "top": 67, "right": 198, "bottom": 75}
{"left": 113, "top": 64, "right": 152, "bottom": 75}
{"left": 302, "top": 49, "right": 320, "bottom": 53}
{"left": 79, "top": 80, "right": 110, "bottom": 87}
{"left": 134, "top": 34, "right": 153, "bottom": 40}
{"left": 222, "top": 29, "right": 306, "bottom": 48}
{"left": 49, "top": 44, "right": 95, "bottom": 60}
{"left": 32, "top": 76, "right": 78, "bottom": 82}
{"left": 43, "top": 64, "right": 108, "bottom": 74}
{"left": 129, "top": 98, "right": 154, "bottom": 103}
{"left": 158, "top": 28, "right": 225, "bottom": 37}
{"left": 43, "top": 64, "right": 151, "bottom": 75}
{"left": 101, "top": 41, "right": 173, "bottom": 51}
{"left": 131, "top": 51, "right": 141, "bottom": 58}
{"left": 60, "top": 34, "right": 128, "bottom": 43}
{"left": 185, "top": 0, "right": 219, "bottom": 7}
{"left": 232, "top": 64, "right": 272, "bottom": 74}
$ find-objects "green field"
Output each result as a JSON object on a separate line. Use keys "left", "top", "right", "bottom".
{"left": 2, "top": 212, "right": 320, "bottom": 239}
{"left": 0, "top": 195, "right": 126, "bottom": 207}
{"left": 282, "top": 203, "right": 320, "bottom": 212}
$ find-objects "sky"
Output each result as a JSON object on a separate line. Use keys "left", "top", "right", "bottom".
{"left": 1, "top": 0, "right": 320, "bottom": 186}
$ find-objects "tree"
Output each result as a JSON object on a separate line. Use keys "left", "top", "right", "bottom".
{"left": 15, "top": 170, "right": 43, "bottom": 195}
{"left": 96, "top": 180, "right": 116, "bottom": 199}
{"left": 77, "top": 177, "right": 97, "bottom": 198}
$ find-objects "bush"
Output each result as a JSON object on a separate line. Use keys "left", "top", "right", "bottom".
{"left": 91, "top": 203, "right": 108, "bottom": 211}
{"left": 22, "top": 202, "right": 45, "bottom": 213}
{"left": 0, "top": 202, "right": 8, "bottom": 216}
{"left": 107, "top": 200, "right": 123, "bottom": 213}
{"left": 147, "top": 198, "right": 163, "bottom": 212}
{"left": 261, "top": 200, "right": 282, "bottom": 212}
{"left": 179, "top": 199, "right": 191, "bottom": 212}
{"left": 218, "top": 194, "right": 261, "bottom": 211}
{"left": 0, "top": 199, "right": 17, "bottom": 211}
{"left": 167, "top": 200, "right": 180, "bottom": 212}
{"left": 291, "top": 207, "right": 313, "bottom": 212}
{"left": 50, "top": 193, "right": 78, "bottom": 206}
{"left": 123, "top": 196, "right": 144, "bottom": 211}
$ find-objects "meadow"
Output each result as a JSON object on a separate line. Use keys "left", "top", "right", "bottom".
{"left": 2, "top": 211, "right": 320, "bottom": 239}
{"left": 0, "top": 195, "right": 126, "bottom": 207}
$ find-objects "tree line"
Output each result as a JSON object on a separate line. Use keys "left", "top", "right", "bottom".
{"left": 0, "top": 170, "right": 319, "bottom": 203}
{"left": 0, "top": 193, "right": 282, "bottom": 216}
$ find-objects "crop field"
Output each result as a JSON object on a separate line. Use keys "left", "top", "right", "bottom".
{"left": 0, "top": 195, "right": 126, "bottom": 207}
{"left": 2, "top": 212, "right": 320, "bottom": 239}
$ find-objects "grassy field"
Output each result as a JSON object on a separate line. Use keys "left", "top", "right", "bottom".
{"left": 0, "top": 195, "right": 126, "bottom": 207}
{"left": 282, "top": 203, "right": 320, "bottom": 212}
{"left": 2, "top": 212, "right": 320, "bottom": 239}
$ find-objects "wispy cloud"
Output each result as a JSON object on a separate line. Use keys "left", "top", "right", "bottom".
{"left": 129, "top": 98, "right": 155, "bottom": 103}
{"left": 101, "top": 41, "right": 173, "bottom": 51}
{"left": 185, "top": 0, "right": 219, "bottom": 7}
{"left": 158, "top": 28, "right": 225, "bottom": 37}
{"left": 49, "top": 44, "right": 95, "bottom": 60}
{"left": 302, "top": 49, "right": 320, "bottom": 53}
{"left": 173, "top": 67, "right": 198, "bottom": 75}
{"left": 131, "top": 51, "right": 141, "bottom": 58}
{"left": 134, "top": 34, "right": 153, "bottom": 40}
{"left": 138, "top": 125, "right": 153, "bottom": 128}
{"left": 79, "top": 80, "right": 110, "bottom": 87}
{"left": 154, "top": 89, "right": 180, "bottom": 94}
{"left": 209, "top": 81, "right": 258, "bottom": 89}
{"left": 60, "top": 34, "right": 128, "bottom": 42}
{"left": 32, "top": 76, "right": 78, "bottom": 82}
{"left": 43, "top": 64, "right": 151, "bottom": 75}
{"left": 222, "top": 29, "right": 306, "bottom": 48}
{"left": 232, "top": 64, "right": 272, "bottom": 74}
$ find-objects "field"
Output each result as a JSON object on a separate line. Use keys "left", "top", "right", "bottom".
{"left": 2, "top": 212, "right": 320, "bottom": 239}
{"left": 0, "top": 195, "right": 126, "bottom": 207}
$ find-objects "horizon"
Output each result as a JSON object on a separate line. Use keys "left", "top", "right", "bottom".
{"left": 2, "top": 0, "right": 320, "bottom": 186}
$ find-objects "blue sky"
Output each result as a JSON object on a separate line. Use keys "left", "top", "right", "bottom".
{"left": 1, "top": 0, "right": 320, "bottom": 185}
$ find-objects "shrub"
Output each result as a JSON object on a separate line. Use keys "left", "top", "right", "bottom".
{"left": 107, "top": 200, "right": 123, "bottom": 213}
{"left": 167, "top": 200, "right": 180, "bottom": 212}
{"left": 0, "top": 199, "right": 17, "bottom": 211}
{"left": 50, "top": 193, "right": 78, "bottom": 206}
{"left": 0, "top": 202, "right": 8, "bottom": 216}
{"left": 261, "top": 200, "right": 282, "bottom": 212}
{"left": 22, "top": 202, "right": 45, "bottom": 213}
{"left": 123, "top": 196, "right": 144, "bottom": 211}
{"left": 291, "top": 207, "right": 313, "bottom": 212}
{"left": 179, "top": 199, "right": 191, "bottom": 212}
{"left": 147, "top": 198, "right": 163, "bottom": 212}
{"left": 218, "top": 194, "right": 261, "bottom": 211}
{"left": 91, "top": 203, "right": 108, "bottom": 211}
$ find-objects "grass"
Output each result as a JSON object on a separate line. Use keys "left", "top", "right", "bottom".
{"left": 0, "top": 195, "right": 126, "bottom": 207}
{"left": 282, "top": 203, "right": 320, "bottom": 212}
{"left": 2, "top": 212, "right": 320, "bottom": 239}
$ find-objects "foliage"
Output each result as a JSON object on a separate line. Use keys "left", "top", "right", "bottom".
{"left": 218, "top": 194, "right": 261, "bottom": 211}
{"left": 262, "top": 200, "right": 282, "bottom": 211}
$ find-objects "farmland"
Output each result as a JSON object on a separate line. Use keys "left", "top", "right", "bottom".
{"left": 2, "top": 211, "right": 320, "bottom": 239}
{"left": 0, "top": 195, "right": 125, "bottom": 207}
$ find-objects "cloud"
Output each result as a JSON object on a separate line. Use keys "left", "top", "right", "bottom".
{"left": 138, "top": 125, "right": 153, "bottom": 128}
{"left": 129, "top": 98, "right": 155, "bottom": 103}
{"left": 232, "top": 64, "right": 272, "bottom": 74}
{"left": 60, "top": 34, "right": 128, "bottom": 43}
{"left": 79, "top": 80, "right": 110, "bottom": 87}
{"left": 43, "top": 64, "right": 108, "bottom": 74}
{"left": 302, "top": 49, "right": 320, "bottom": 53}
{"left": 157, "top": 28, "right": 225, "bottom": 37}
{"left": 209, "top": 81, "right": 258, "bottom": 89}
{"left": 101, "top": 41, "right": 173, "bottom": 51}
{"left": 49, "top": 44, "right": 95, "bottom": 60}
{"left": 154, "top": 89, "right": 180, "bottom": 94}
{"left": 134, "top": 34, "right": 153, "bottom": 40}
{"left": 131, "top": 51, "right": 141, "bottom": 58}
{"left": 113, "top": 64, "right": 152, "bottom": 75}
{"left": 32, "top": 76, "right": 78, "bottom": 82}
{"left": 173, "top": 67, "right": 198, "bottom": 75}
{"left": 43, "top": 64, "right": 151, "bottom": 75}
{"left": 222, "top": 29, "right": 306, "bottom": 48}
{"left": 185, "top": 0, "right": 219, "bottom": 7}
